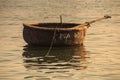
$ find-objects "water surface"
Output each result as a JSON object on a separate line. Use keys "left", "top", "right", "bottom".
{"left": 0, "top": 0, "right": 120, "bottom": 80}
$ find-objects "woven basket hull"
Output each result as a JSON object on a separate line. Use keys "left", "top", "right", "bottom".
{"left": 23, "top": 23, "right": 87, "bottom": 46}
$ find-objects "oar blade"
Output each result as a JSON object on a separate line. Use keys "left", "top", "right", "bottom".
{"left": 104, "top": 15, "right": 112, "bottom": 19}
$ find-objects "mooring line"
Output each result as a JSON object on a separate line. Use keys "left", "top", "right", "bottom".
{"left": 45, "top": 27, "right": 57, "bottom": 57}
{"left": 45, "top": 15, "right": 63, "bottom": 57}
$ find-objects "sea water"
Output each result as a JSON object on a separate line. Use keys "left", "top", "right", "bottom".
{"left": 0, "top": 0, "right": 120, "bottom": 80}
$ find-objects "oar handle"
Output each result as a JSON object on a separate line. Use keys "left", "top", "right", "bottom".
{"left": 88, "top": 15, "right": 111, "bottom": 24}
{"left": 74, "top": 15, "right": 111, "bottom": 28}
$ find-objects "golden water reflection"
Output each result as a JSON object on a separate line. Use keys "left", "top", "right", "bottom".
{"left": 22, "top": 45, "right": 89, "bottom": 72}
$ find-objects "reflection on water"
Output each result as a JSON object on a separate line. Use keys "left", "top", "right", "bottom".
{"left": 22, "top": 45, "right": 89, "bottom": 79}
{"left": 23, "top": 45, "right": 88, "bottom": 70}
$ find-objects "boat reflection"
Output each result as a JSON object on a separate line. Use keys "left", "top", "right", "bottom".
{"left": 22, "top": 45, "right": 89, "bottom": 71}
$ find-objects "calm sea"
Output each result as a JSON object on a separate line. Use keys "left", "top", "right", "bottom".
{"left": 0, "top": 0, "right": 120, "bottom": 80}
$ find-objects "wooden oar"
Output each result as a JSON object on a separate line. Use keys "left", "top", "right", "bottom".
{"left": 75, "top": 15, "right": 111, "bottom": 28}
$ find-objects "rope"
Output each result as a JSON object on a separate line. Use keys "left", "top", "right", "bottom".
{"left": 45, "top": 27, "right": 57, "bottom": 57}
{"left": 45, "top": 15, "right": 64, "bottom": 57}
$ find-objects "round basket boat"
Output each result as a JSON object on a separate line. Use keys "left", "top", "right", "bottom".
{"left": 23, "top": 22, "right": 88, "bottom": 46}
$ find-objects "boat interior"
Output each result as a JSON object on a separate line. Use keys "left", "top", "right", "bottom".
{"left": 32, "top": 23, "right": 80, "bottom": 28}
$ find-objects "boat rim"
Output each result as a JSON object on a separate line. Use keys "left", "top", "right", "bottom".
{"left": 23, "top": 22, "right": 88, "bottom": 31}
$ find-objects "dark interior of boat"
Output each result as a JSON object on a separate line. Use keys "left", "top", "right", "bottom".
{"left": 33, "top": 23, "right": 80, "bottom": 28}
